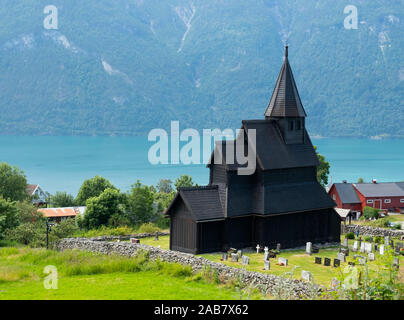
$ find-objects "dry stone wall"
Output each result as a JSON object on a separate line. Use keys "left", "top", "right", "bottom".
{"left": 344, "top": 224, "right": 404, "bottom": 239}
{"left": 57, "top": 238, "right": 322, "bottom": 299}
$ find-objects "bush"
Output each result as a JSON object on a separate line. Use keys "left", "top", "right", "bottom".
{"left": 374, "top": 236, "right": 382, "bottom": 244}
{"left": 363, "top": 206, "right": 379, "bottom": 220}
{"left": 364, "top": 235, "right": 372, "bottom": 242}
{"left": 137, "top": 222, "right": 161, "bottom": 234}
{"left": 346, "top": 232, "right": 355, "bottom": 240}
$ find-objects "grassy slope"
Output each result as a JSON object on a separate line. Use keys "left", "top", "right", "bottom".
{"left": 0, "top": 247, "right": 259, "bottom": 300}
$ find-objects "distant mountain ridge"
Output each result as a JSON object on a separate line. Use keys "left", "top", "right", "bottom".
{"left": 0, "top": 0, "right": 402, "bottom": 137}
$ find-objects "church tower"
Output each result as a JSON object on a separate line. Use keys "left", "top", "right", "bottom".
{"left": 265, "top": 46, "right": 307, "bottom": 144}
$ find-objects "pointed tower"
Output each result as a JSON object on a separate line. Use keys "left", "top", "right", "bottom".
{"left": 265, "top": 46, "right": 307, "bottom": 144}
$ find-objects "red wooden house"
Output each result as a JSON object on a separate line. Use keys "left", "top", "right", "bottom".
{"left": 328, "top": 181, "right": 404, "bottom": 214}
{"left": 353, "top": 182, "right": 404, "bottom": 212}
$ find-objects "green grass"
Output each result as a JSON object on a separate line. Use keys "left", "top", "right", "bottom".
{"left": 0, "top": 247, "right": 262, "bottom": 300}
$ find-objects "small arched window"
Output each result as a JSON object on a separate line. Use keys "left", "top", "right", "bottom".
{"left": 289, "top": 120, "right": 294, "bottom": 131}
{"left": 296, "top": 119, "right": 301, "bottom": 130}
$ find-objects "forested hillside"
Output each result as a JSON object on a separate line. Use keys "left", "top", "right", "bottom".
{"left": 0, "top": 0, "right": 402, "bottom": 137}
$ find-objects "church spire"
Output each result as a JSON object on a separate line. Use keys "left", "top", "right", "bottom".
{"left": 265, "top": 46, "right": 306, "bottom": 118}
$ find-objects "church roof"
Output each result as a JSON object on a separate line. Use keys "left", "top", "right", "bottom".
{"left": 166, "top": 185, "right": 224, "bottom": 221}
{"left": 263, "top": 181, "right": 336, "bottom": 215}
{"left": 265, "top": 46, "right": 307, "bottom": 118}
{"left": 208, "top": 120, "right": 319, "bottom": 171}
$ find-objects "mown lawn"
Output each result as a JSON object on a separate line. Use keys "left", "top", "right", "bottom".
{"left": 141, "top": 236, "right": 404, "bottom": 287}
{"left": 0, "top": 247, "right": 261, "bottom": 300}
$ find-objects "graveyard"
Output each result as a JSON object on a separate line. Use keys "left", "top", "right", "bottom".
{"left": 136, "top": 235, "right": 404, "bottom": 287}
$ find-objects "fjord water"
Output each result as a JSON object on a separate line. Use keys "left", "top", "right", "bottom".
{"left": 0, "top": 136, "right": 403, "bottom": 195}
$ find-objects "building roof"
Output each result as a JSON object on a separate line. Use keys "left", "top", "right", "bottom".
{"left": 353, "top": 182, "right": 404, "bottom": 198}
{"left": 265, "top": 46, "right": 307, "bottom": 118}
{"left": 335, "top": 208, "right": 352, "bottom": 219}
{"left": 26, "top": 184, "right": 39, "bottom": 196}
{"left": 242, "top": 120, "right": 319, "bottom": 170}
{"left": 263, "top": 182, "right": 336, "bottom": 215}
{"left": 333, "top": 183, "right": 362, "bottom": 204}
{"left": 38, "top": 207, "right": 86, "bottom": 218}
{"left": 166, "top": 186, "right": 224, "bottom": 222}
{"left": 207, "top": 120, "right": 319, "bottom": 171}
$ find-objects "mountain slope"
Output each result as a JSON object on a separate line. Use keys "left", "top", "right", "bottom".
{"left": 0, "top": 0, "right": 402, "bottom": 137}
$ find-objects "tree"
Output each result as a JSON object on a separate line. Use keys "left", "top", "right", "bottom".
{"left": 125, "top": 181, "right": 155, "bottom": 224}
{"left": 174, "top": 174, "right": 195, "bottom": 190}
{"left": 82, "top": 188, "right": 124, "bottom": 229}
{"left": 0, "top": 197, "right": 19, "bottom": 239}
{"left": 49, "top": 191, "right": 76, "bottom": 207}
{"left": 357, "top": 177, "right": 365, "bottom": 183}
{"left": 314, "top": 147, "right": 330, "bottom": 187}
{"left": 0, "top": 162, "right": 28, "bottom": 202}
{"left": 76, "top": 176, "right": 117, "bottom": 206}
{"left": 156, "top": 179, "right": 173, "bottom": 194}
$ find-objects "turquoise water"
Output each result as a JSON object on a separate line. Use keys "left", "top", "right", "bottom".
{"left": 0, "top": 136, "right": 403, "bottom": 196}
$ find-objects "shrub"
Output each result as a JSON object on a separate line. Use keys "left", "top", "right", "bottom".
{"left": 363, "top": 206, "right": 379, "bottom": 220}
{"left": 137, "top": 222, "right": 161, "bottom": 234}
{"left": 364, "top": 235, "right": 372, "bottom": 242}
{"left": 346, "top": 232, "right": 355, "bottom": 240}
{"left": 374, "top": 236, "right": 382, "bottom": 244}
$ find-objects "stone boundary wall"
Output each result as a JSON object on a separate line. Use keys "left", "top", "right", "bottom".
{"left": 343, "top": 224, "right": 404, "bottom": 239}
{"left": 57, "top": 238, "right": 322, "bottom": 299}
{"left": 82, "top": 232, "right": 170, "bottom": 242}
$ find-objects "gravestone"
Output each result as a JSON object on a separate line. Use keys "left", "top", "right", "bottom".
{"left": 256, "top": 244, "right": 261, "bottom": 253}
{"left": 374, "top": 244, "right": 378, "bottom": 252}
{"left": 337, "top": 252, "right": 346, "bottom": 262}
{"left": 276, "top": 243, "right": 281, "bottom": 252}
{"left": 368, "top": 252, "right": 375, "bottom": 261}
{"left": 324, "top": 258, "right": 331, "bottom": 266}
{"left": 390, "top": 240, "right": 394, "bottom": 248}
{"left": 306, "top": 242, "right": 312, "bottom": 255}
{"left": 360, "top": 242, "right": 365, "bottom": 253}
{"left": 385, "top": 236, "right": 390, "bottom": 247}
{"left": 301, "top": 270, "right": 313, "bottom": 281}
{"left": 364, "top": 242, "right": 373, "bottom": 254}
{"left": 154, "top": 231, "right": 159, "bottom": 241}
{"left": 343, "top": 238, "right": 349, "bottom": 247}
{"left": 340, "top": 247, "right": 349, "bottom": 256}
{"left": 263, "top": 247, "right": 269, "bottom": 261}
{"left": 315, "top": 257, "right": 322, "bottom": 264}
{"left": 241, "top": 256, "right": 250, "bottom": 265}
{"left": 333, "top": 258, "right": 341, "bottom": 267}
{"left": 278, "top": 257, "right": 288, "bottom": 266}
{"left": 264, "top": 260, "right": 270, "bottom": 270}
{"left": 237, "top": 250, "right": 243, "bottom": 258}
{"left": 312, "top": 246, "right": 320, "bottom": 254}
{"left": 222, "top": 253, "right": 228, "bottom": 261}
{"left": 352, "top": 241, "right": 358, "bottom": 252}
{"left": 380, "top": 244, "right": 385, "bottom": 255}
{"left": 358, "top": 256, "right": 367, "bottom": 265}
{"left": 393, "top": 257, "right": 400, "bottom": 268}
{"left": 231, "top": 253, "right": 239, "bottom": 262}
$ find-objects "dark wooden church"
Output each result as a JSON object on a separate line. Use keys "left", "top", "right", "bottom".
{"left": 166, "top": 47, "right": 341, "bottom": 254}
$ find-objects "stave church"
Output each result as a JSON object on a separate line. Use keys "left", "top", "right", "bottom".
{"left": 166, "top": 46, "right": 340, "bottom": 254}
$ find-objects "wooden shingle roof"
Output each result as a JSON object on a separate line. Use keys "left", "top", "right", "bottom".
{"left": 166, "top": 185, "right": 225, "bottom": 222}
{"left": 265, "top": 46, "right": 306, "bottom": 118}
{"left": 263, "top": 181, "right": 336, "bottom": 215}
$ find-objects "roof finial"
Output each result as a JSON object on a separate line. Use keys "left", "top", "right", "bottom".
{"left": 285, "top": 44, "right": 288, "bottom": 58}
